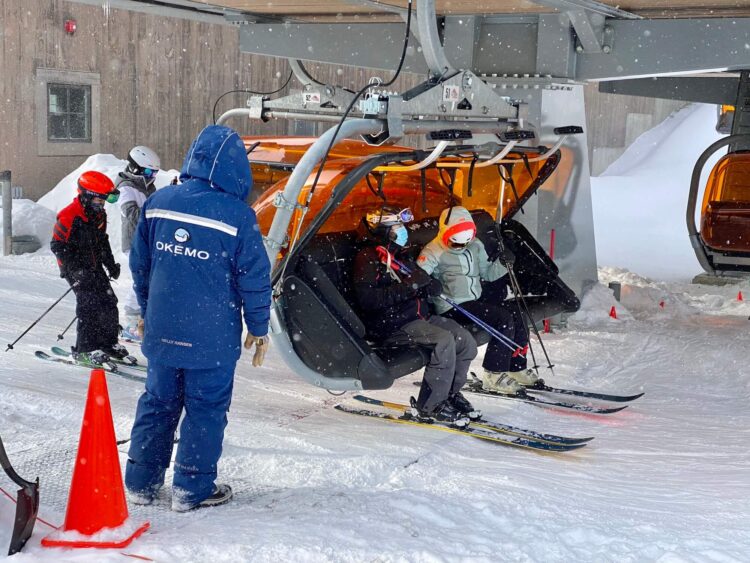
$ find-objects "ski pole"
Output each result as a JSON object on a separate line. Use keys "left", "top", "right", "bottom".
{"left": 5, "top": 283, "right": 77, "bottom": 352}
{"left": 440, "top": 295, "right": 522, "bottom": 353}
{"left": 57, "top": 317, "right": 77, "bottom": 341}
{"left": 497, "top": 235, "right": 555, "bottom": 374}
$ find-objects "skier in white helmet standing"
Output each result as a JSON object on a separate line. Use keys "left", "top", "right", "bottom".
{"left": 117, "top": 146, "right": 161, "bottom": 341}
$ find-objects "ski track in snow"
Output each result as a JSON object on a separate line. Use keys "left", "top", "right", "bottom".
{"left": 1, "top": 255, "right": 750, "bottom": 562}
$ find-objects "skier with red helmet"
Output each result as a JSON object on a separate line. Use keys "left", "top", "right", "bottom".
{"left": 50, "top": 170, "right": 128, "bottom": 365}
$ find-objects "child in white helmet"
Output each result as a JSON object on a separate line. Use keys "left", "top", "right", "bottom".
{"left": 117, "top": 146, "right": 161, "bottom": 340}
{"left": 417, "top": 206, "right": 536, "bottom": 395}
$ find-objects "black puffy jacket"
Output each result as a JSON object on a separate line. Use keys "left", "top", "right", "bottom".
{"left": 353, "top": 245, "right": 435, "bottom": 339}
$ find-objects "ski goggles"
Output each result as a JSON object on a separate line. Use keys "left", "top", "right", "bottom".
{"left": 142, "top": 167, "right": 157, "bottom": 179}
{"left": 366, "top": 207, "right": 414, "bottom": 226}
{"left": 81, "top": 189, "right": 120, "bottom": 204}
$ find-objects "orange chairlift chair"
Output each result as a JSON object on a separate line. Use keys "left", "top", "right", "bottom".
{"left": 243, "top": 136, "right": 580, "bottom": 392}
{"left": 688, "top": 134, "right": 750, "bottom": 275}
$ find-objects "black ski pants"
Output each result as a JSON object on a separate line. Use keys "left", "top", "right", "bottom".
{"left": 444, "top": 295, "right": 529, "bottom": 374}
{"left": 69, "top": 268, "right": 119, "bottom": 353}
{"left": 398, "top": 316, "right": 478, "bottom": 412}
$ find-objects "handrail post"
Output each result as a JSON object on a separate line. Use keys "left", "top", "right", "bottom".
{"left": 1, "top": 170, "right": 12, "bottom": 256}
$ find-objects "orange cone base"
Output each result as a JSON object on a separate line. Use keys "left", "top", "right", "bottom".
{"left": 41, "top": 520, "right": 149, "bottom": 550}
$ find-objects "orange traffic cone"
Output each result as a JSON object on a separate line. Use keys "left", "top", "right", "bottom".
{"left": 609, "top": 306, "right": 617, "bottom": 319}
{"left": 738, "top": 291, "right": 744, "bottom": 302}
{"left": 41, "top": 370, "right": 149, "bottom": 549}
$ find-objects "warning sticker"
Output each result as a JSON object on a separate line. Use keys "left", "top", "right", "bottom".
{"left": 303, "top": 92, "right": 321, "bottom": 104}
{"left": 442, "top": 85, "right": 460, "bottom": 103}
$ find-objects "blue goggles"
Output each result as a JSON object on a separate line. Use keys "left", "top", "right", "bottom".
{"left": 142, "top": 168, "right": 157, "bottom": 179}
{"left": 397, "top": 208, "right": 415, "bottom": 223}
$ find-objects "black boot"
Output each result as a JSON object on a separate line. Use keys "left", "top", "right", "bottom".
{"left": 410, "top": 397, "right": 469, "bottom": 427}
{"left": 449, "top": 392, "right": 482, "bottom": 420}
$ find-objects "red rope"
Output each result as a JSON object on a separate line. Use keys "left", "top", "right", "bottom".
{"left": 0, "top": 485, "right": 57, "bottom": 529}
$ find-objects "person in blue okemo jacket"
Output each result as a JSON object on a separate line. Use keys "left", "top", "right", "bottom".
{"left": 124, "top": 125, "right": 272, "bottom": 512}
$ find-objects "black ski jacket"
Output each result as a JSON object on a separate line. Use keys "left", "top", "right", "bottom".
{"left": 51, "top": 197, "right": 118, "bottom": 284}
{"left": 353, "top": 245, "right": 436, "bottom": 339}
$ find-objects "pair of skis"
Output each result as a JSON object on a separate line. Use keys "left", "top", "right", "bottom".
{"left": 342, "top": 395, "right": 593, "bottom": 452}
{"left": 412, "top": 373, "right": 643, "bottom": 414}
{"left": 341, "top": 379, "right": 644, "bottom": 451}
{"left": 35, "top": 347, "right": 146, "bottom": 383}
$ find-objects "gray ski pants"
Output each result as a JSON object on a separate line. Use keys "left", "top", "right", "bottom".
{"left": 399, "top": 316, "right": 478, "bottom": 412}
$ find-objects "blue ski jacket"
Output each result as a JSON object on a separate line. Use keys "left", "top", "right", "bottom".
{"left": 130, "top": 125, "right": 272, "bottom": 369}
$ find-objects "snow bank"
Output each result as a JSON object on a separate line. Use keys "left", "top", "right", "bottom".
{"left": 0, "top": 199, "right": 56, "bottom": 249}
{"left": 570, "top": 266, "right": 750, "bottom": 329}
{"left": 37, "top": 154, "right": 179, "bottom": 254}
{"left": 591, "top": 103, "right": 725, "bottom": 281}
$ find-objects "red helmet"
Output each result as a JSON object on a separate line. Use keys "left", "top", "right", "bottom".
{"left": 78, "top": 170, "right": 115, "bottom": 196}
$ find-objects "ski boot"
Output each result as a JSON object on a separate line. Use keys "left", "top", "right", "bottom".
{"left": 510, "top": 368, "right": 542, "bottom": 388}
{"left": 480, "top": 370, "right": 525, "bottom": 396}
{"left": 172, "top": 484, "right": 233, "bottom": 512}
{"left": 409, "top": 397, "right": 470, "bottom": 428}
{"left": 101, "top": 343, "right": 139, "bottom": 366}
{"left": 448, "top": 392, "right": 482, "bottom": 420}
{"left": 72, "top": 349, "right": 112, "bottom": 366}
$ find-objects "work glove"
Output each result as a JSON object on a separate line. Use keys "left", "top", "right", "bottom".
{"left": 244, "top": 332, "right": 270, "bottom": 367}
{"left": 108, "top": 263, "right": 121, "bottom": 280}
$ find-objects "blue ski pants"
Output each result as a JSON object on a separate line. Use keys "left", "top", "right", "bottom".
{"left": 125, "top": 361, "right": 235, "bottom": 505}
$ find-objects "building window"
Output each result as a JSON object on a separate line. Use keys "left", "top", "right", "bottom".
{"left": 47, "top": 84, "right": 92, "bottom": 142}
{"left": 36, "top": 69, "right": 100, "bottom": 156}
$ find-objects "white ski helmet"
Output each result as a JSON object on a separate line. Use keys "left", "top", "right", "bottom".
{"left": 127, "top": 146, "right": 161, "bottom": 179}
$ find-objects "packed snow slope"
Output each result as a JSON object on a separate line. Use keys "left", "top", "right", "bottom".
{"left": 591, "top": 103, "right": 725, "bottom": 281}
{"left": 1, "top": 253, "right": 749, "bottom": 561}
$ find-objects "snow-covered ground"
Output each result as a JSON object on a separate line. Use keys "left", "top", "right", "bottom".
{"left": 2, "top": 105, "right": 749, "bottom": 560}
{"left": 592, "top": 103, "right": 725, "bottom": 281}
{"left": 1, "top": 253, "right": 749, "bottom": 562}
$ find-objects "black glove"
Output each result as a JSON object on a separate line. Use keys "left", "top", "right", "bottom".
{"left": 425, "top": 278, "right": 443, "bottom": 297}
{"left": 496, "top": 245, "right": 515, "bottom": 265}
{"left": 108, "top": 263, "right": 121, "bottom": 280}
{"left": 66, "top": 269, "right": 86, "bottom": 287}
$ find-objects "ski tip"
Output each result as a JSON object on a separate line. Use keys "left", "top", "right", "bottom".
{"left": 600, "top": 405, "right": 628, "bottom": 414}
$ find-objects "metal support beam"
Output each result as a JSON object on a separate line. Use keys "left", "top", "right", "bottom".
{"left": 239, "top": 23, "right": 426, "bottom": 75}
{"left": 536, "top": 14, "right": 575, "bottom": 77}
{"left": 599, "top": 76, "right": 740, "bottom": 105}
{"left": 527, "top": 0, "right": 639, "bottom": 20}
{"left": 416, "top": 0, "right": 454, "bottom": 78}
{"left": 443, "top": 16, "right": 479, "bottom": 71}
{"left": 577, "top": 18, "right": 750, "bottom": 81}
{"left": 339, "top": 0, "right": 409, "bottom": 17}
{"left": 567, "top": 10, "right": 603, "bottom": 53}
